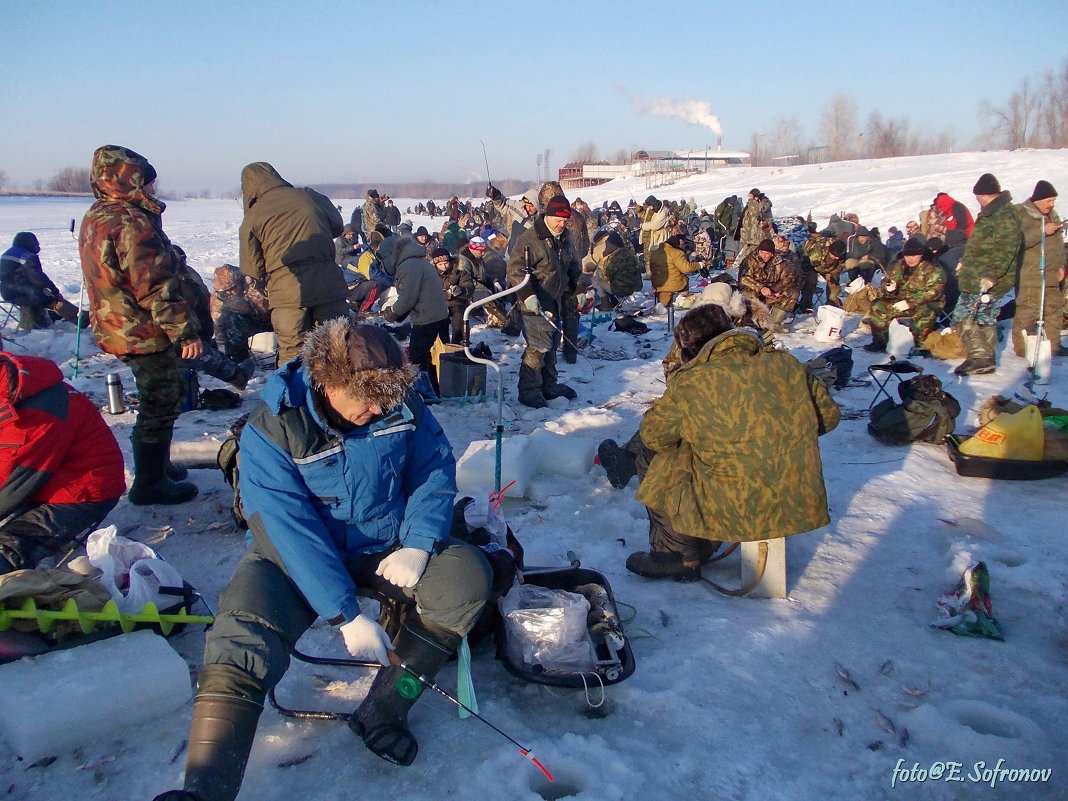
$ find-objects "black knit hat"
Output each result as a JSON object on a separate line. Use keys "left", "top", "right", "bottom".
{"left": 543, "top": 195, "right": 572, "bottom": 218}
{"left": 972, "top": 173, "right": 1001, "bottom": 195}
{"left": 430, "top": 247, "right": 450, "bottom": 261}
{"left": 829, "top": 240, "right": 847, "bottom": 258}
{"left": 1030, "top": 180, "right": 1058, "bottom": 202}
{"left": 757, "top": 238, "right": 776, "bottom": 254}
{"left": 925, "top": 236, "right": 946, "bottom": 253}
{"left": 900, "top": 236, "right": 926, "bottom": 257}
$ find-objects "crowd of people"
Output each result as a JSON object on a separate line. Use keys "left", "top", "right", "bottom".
{"left": 1, "top": 144, "right": 1066, "bottom": 800}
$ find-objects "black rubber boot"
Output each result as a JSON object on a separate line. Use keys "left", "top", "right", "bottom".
{"left": 349, "top": 624, "right": 456, "bottom": 766}
{"left": 128, "top": 435, "right": 199, "bottom": 506}
{"left": 517, "top": 363, "right": 547, "bottom": 408}
{"left": 541, "top": 350, "right": 577, "bottom": 400}
{"left": 863, "top": 325, "right": 889, "bottom": 352}
{"left": 180, "top": 690, "right": 263, "bottom": 801}
{"left": 598, "top": 439, "right": 638, "bottom": 489}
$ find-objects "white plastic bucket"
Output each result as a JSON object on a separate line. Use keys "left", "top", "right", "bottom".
{"left": 814, "top": 305, "right": 846, "bottom": 342}
{"left": 1025, "top": 333, "right": 1053, "bottom": 385}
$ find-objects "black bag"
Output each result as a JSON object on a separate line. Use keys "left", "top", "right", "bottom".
{"left": 867, "top": 375, "right": 960, "bottom": 445}
{"left": 804, "top": 345, "right": 853, "bottom": 391}
{"left": 216, "top": 413, "right": 251, "bottom": 529}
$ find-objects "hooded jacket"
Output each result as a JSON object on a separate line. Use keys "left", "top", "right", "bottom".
{"left": 78, "top": 145, "right": 198, "bottom": 355}
{"left": 649, "top": 240, "right": 699, "bottom": 294}
{"left": 933, "top": 193, "right": 974, "bottom": 237}
{"left": 239, "top": 162, "right": 346, "bottom": 310}
{"left": 0, "top": 353, "right": 125, "bottom": 518}
{"left": 239, "top": 360, "right": 455, "bottom": 623}
{"left": 637, "top": 329, "right": 840, "bottom": 542}
{"left": 1, "top": 233, "right": 61, "bottom": 308}
{"left": 377, "top": 236, "right": 449, "bottom": 325}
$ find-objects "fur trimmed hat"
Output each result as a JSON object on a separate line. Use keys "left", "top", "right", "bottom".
{"left": 212, "top": 264, "right": 243, "bottom": 293}
{"left": 695, "top": 280, "right": 747, "bottom": 320}
{"left": 972, "top": 173, "right": 1001, "bottom": 195}
{"left": 302, "top": 319, "right": 418, "bottom": 412}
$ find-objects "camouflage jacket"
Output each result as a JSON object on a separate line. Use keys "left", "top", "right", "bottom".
{"left": 693, "top": 228, "right": 713, "bottom": 261}
{"left": 957, "top": 191, "right": 1021, "bottom": 295}
{"left": 1015, "top": 201, "right": 1065, "bottom": 290}
{"left": 739, "top": 252, "right": 793, "bottom": 298}
{"left": 239, "top": 162, "right": 346, "bottom": 310}
{"left": 79, "top": 145, "right": 197, "bottom": 356}
{"left": 362, "top": 197, "right": 384, "bottom": 233}
{"left": 594, "top": 240, "right": 642, "bottom": 298}
{"left": 637, "top": 329, "right": 840, "bottom": 542}
{"left": 802, "top": 236, "right": 838, "bottom": 276}
{"left": 880, "top": 257, "right": 946, "bottom": 309}
{"left": 739, "top": 197, "right": 770, "bottom": 245}
{"left": 209, "top": 264, "right": 271, "bottom": 323}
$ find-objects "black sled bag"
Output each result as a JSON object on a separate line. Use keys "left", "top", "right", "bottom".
{"left": 495, "top": 566, "right": 636, "bottom": 688}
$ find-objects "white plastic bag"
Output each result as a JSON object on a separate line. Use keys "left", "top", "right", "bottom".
{"left": 1025, "top": 333, "right": 1053, "bottom": 385}
{"left": 462, "top": 489, "right": 508, "bottom": 550}
{"left": 85, "top": 526, "right": 184, "bottom": 613}
{"left": 814, "top": 305, "right": 846, "bottom": 342}
{"left": 499, "top": 583, "right": 595, "bottom": 674}
{"left": 888, "top": 319, "right": 915, "bottom": 358}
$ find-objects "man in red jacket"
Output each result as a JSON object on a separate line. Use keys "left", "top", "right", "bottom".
{"left": 0, "top": 354, "right": 126, "bottom": 574}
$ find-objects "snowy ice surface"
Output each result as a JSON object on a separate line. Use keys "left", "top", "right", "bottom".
{"left": 1, "top": 150, "right": 1067, "bottom": 800}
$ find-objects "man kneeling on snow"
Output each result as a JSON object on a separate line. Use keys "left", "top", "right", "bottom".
{"left": 626, "top": 304, "right": 841, "bottom": 582}
{"left": 154, "top": 319, "right": 491, "bottom": 801}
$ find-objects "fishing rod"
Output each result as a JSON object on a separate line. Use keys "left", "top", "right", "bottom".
{"left": 480, "top": 140, "right": 492, "bottom": 188}
{"left": 390, "top": 651, "right": 554, "bottom": 782}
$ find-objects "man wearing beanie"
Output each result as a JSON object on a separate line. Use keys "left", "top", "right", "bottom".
{"left": 506, "top": 194, "right": 581, "bottom": 408}
{"left": 589, "top": 229, "right": 642, "bottom": 309}
{"left": 738, "top": 239, "right": 793, "bottom": 332}
{"left": 154, "top": 319, "right": 492, "bottom": 801}
{"left": 862, "top": 237, "right": 947, "bottom": 352}
{"left": 1012, "top": 180, "right": 1064, "bottom": 358}
{"left": 951, "top": 173, "right": 1022, "bottom": 375}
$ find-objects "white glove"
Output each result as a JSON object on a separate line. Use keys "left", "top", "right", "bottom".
{"left": 979, "top": 278, "right": 994, "bottom": 292}
{"left": 340, "top": 615, "right": 394, "bottom": 665}
{"left": 892, "top": 300, "right": 910, "bottom": 312}
{"left": 523, "top": 295, "right": 541, "bottom": 314}
{"left": 375, "top": 547, "right": 430, "bottom": 588}
{"left": 381, "top": 286, "right": 399, "bottom": 311}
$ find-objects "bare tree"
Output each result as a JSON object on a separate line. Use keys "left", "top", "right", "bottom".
{"left": 570, "top": 141, "right": 599, "bottom": 163}
{"left": 767, "top": 114, "right": 805, "bottom": 162}
{"left": 608, "top": 148, "right": 630, "bottom": 165}
{"left": 46, "top": 167, "right": 91, "bottom": 193}
{"left": 819, "top": 95, "right": 859, "bottom": 161}
{"left": 865, "top": 112, "right": 913, "bottom": 158}
{"left": 981, "top": 76, "right": 1042, "bottom": 149}
{"left": 0, "top": 170, "right": 8, "bottom": 190}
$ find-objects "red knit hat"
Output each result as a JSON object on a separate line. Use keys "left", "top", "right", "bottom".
{"left": 543, "top": 195, "right": 572, "bottom": 219}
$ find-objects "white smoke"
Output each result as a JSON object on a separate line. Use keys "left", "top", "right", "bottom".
{"left": 623, "top": 91, "right": 723, "bottom": 136}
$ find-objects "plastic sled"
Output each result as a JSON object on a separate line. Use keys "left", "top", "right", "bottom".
{"left": 946, "top": 437, "right": 1068, "bottom": 481}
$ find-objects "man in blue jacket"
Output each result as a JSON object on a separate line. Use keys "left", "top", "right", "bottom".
{"left": 155, "top": 319, "right": 492, "bottom": 801}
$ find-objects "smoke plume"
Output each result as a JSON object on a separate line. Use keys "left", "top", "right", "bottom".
{"left": 622, "top": 90, "right": 723, "bottom": 136}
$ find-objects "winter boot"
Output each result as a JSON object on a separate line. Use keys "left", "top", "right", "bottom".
{"left": 517, "top": 363, "right": 547, "bottom": 408}
{"left": 597, "top": 439, "right": 638, "bottom": 489}
{"left": 176, "top": 665, "right": 263, "bottom": 801}
{"left": 625, "top": 550, "right": 702, "bottom": 583}
{"left": 128, "top": 434, "right": 199, "bottom": 506}
{"left": 765, "top": 306, "right": 788, "bottom": 334}
{"left": 540, "top": 350, "right": 577, "bottom": 400}
{"left": 349, "top": 624, "right": 456, "bottom": 766}
{"left": 863, "top": 325, "right": 889, "bottom": 352}
{"left": 229, "top": 357, "right": 257, "bottom": 390}
{"left": 953, "top": 319, "right": 996, "bottom": 376}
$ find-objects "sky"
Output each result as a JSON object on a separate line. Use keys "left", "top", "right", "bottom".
{"left": 3, "top": 0, "right": 1067, "bottom": 195}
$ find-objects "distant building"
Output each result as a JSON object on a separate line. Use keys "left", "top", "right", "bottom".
{"left": 559, "top": 148, "right": 750, "bottom": 189}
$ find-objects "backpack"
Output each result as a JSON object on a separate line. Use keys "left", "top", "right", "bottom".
{"left": 804, "top": 345, "right": 853, "bottom": 391}
{"left": 867, "top": 374, "right": 960, "bottom": 445}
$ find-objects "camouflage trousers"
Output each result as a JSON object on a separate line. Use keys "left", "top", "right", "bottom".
{"left": 121, "top": 349, "right": 183, "bottom": 443}
{"left": 950, "top": 291, "right": 1001, "bottom": 326}
{"left": 214, "top": 310, "right": 273, "bottom": 362}
{"left": 868, "top": 299, "right": 941, "bottom": 340}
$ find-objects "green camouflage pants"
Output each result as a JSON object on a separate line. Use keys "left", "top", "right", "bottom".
{"left": 868, "top": 299, "right": 940, "bottom": 340}
{"left": 122, "top": 349, "right": 183, "bottom": 443}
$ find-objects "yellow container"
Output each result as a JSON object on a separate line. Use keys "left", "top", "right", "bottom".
{"left": 958, "top": 405, "right": 1044, "bottom": 461}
